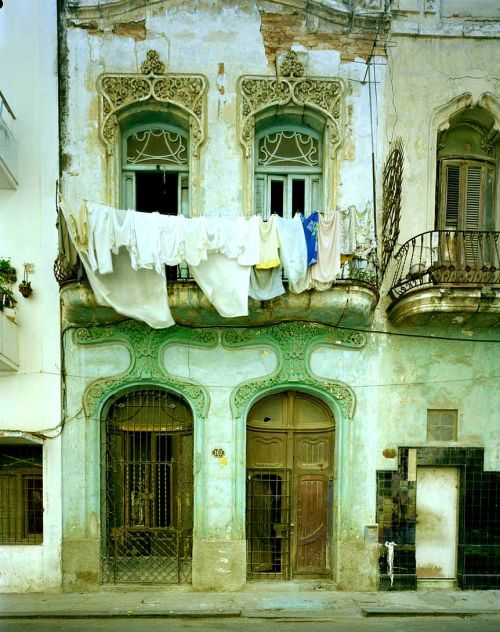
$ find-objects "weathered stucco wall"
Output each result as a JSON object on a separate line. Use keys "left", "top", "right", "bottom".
{"left": 60, "top": 0, "right": 381, "bottom": 218}
{"left": 383, "top": 35, "right": 500, "bottom": 246}
{"left": 53, "top": 0, "right": 500, "bottom": 593}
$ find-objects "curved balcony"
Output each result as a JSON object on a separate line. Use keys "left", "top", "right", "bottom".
{"left": 387, "top": 230, "right": 500, "bottom": 328}
{"left": 59, "top": 254, "right": 380, "bottom": 330}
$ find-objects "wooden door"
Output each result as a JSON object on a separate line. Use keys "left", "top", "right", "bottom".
{"left": 247, "top": 392, "right": 334, "bottom": 579}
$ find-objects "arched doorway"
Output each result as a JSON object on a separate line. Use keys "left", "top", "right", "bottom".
{"left": 246, "top": 391, "right": 335, "bottom": 579}
{"left": 101, "top": 388, "right": 193, "bottom": 584}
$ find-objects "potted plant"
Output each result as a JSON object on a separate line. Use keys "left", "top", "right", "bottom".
{"left": 0, "top": 258, "right": 17, "bottom": 312}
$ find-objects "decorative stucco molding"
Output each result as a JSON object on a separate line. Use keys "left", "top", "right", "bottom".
{"left": 95, "top": 50, "right": 208, "bottom": 215}
{"left": 75, "top": 320, "right": 218, "bottom": 422}
{"left": 222, "top": 321, "right": 362, "bottom": 420}
{"left": 237, "top": 51, "right": 345, "bottom": 215}
{"left": 97, "top": 50, "right": 208, "bottom": 157}
{"left": 238, "top": 52, "right": 345, "bottom": 159}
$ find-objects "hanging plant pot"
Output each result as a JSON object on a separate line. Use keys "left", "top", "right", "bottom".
{"left": 18, "top": 280, "right": 33, "bottom": 298}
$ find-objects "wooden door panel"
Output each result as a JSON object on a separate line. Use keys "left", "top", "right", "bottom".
{"left": 295, "top": 475, "right": 328, "bottom": 573}
{"left": 247, "top": 434, "right": 286, "bottom": 468}
{"left": 294, "top": 435, "right": 331, "bottom": 469}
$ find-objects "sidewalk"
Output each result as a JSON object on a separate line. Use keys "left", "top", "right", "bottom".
{"left": 1, "top": 583, "right": 499, "bottom": 620}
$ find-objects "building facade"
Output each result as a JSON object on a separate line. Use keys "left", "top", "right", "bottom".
{"left": 1, "top": 0, "right": 499, "bottom": 593}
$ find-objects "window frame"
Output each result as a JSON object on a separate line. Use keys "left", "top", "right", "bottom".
{"left": 438, "top": 157, "right": 495, "bottom": 231}
{"left": 0, "top": 456, "right": 43, "bottom": 545}
{"left": 120, "top": 121, "right": 190, "bottom": 217}
{"left": 255, "top": 124, "right": 323, "bottom": 219}
{"left": 426, "top": 409, "right": 458, "bottom": 442}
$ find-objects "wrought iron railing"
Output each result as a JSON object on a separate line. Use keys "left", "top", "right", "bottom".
{"left": 389, "top": 230, "right": 500, "bottom": 300}
{"left": 167, "top": 255, "right": 381, "bottom": 287}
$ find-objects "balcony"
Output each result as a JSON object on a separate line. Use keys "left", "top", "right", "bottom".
{"left": 0, "top": 311, "right": 19, "bottom": 370}
{"left": 388, "top": 230, "right": 500, "bottom": 327}
{"left": 0, "top": 91, "right": 17, "bottom": 189}
{"left": 60, "top": 269, "right": 379, "bottom": 330}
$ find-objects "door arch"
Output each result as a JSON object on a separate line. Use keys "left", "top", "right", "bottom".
{"left": 101, "top": 388, "right": 193, "bottom": 584}
{"left": 246, "top": 391, "right": 335, "bottom": 579}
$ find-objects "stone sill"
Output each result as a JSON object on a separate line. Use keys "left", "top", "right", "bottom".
{"left": 61, "top": 281, "right": 379, "bottom": 329}
{"left": 387, "top": 286, "right": 500, "bottom": 328}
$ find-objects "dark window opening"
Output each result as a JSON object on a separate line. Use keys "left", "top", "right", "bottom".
{"left": 270, "top": 180, "right": 284, "bottom": 217}
{"left": 292, "top": 179, "right": 305, "bottom": 214}
{"left": 136, "top": 171, "right": 178, "bottom": 215}
{"left": 0, "top": 445, "right": 43, "bottom": 544}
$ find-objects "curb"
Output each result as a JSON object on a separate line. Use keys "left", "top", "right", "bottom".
{"left": 0, "top": 610, "right": 242, "bottom": 620}
{"left": 362, "top": 608, "right": 500, "bottom": 618}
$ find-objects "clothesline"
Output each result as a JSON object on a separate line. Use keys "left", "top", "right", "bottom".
{"left": 58, "top": 197, "right": 376, "bottom": 329}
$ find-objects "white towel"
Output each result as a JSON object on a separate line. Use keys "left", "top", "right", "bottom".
{"left": 276, "top": 215, "right": 309, "bottom": 293}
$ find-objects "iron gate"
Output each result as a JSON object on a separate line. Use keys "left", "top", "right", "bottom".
{"left": 102, "top": 389, "right": 193, "bottom": 584}
{"left": 246, "top": 469, "right": 291, "bottom": 579}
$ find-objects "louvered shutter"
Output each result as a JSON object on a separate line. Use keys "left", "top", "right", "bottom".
{"left": 255, "top": 175, "right": 266, "bottom": 219}
{"left": 464, "top": 165, "right": 482, "bottom": 263}
{"left": 444, "top": 164, "right": 460, "bottom": 229}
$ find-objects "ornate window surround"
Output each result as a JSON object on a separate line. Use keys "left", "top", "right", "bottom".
{"left": 237, "top": 51, "right": 345, "bottom": 217}
{"left": 96, "top": 50, "right": 208, "bottom": 216}
{"left": 426, "top": 92, "right": 500, "bottom": 230}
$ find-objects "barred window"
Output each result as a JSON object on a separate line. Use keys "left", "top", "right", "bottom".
{"left": 0, "top": 445, "right": 43, "bottom": 544}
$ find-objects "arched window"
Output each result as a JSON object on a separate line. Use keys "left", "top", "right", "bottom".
{"left": 437, "top": 107, "right": 497, "bottom": 233}
{"left": 254, "top": 109, "right": 325, "bottom": 219}
{"left": 119, "top": 110, "right": 190, "bottom": 216}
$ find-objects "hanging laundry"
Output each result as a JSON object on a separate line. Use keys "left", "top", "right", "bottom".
{"left": 156, "top": 213, "right": 187, "bottom": 268}
{"left": 184, "top": 216, "right": 208, "bottom": 266}
{"left": 256, "top": 215, "right": 280, "bottom": 269}
{"left": 87, "top": 202, "right": 114, "bottom": 274}
{"left": 354, "top": 201, "right": 376, "bottom": 258}
{"left": 237, "top": 215, "right": 261, "bottom": 266}
{"left": 59, "top": 198, "right": 175, "bottom": 329}
{"left": 129, "top": 210, "right": 161, "bottom": 271}
{"left": 300, "top": 211, "right": 319, "bottom": 266}
{"left": 341, "top": 205, "right": 356, "bottom": 256}
{"left": 190, "top": 253, "right": 252, "bottom": 318}
{"left": 275, "top": 215, "right": 309, "bottom": 294}
{"left": 189, "top": 216, "right": 260, "bottom": 317}
{"left": 248, "top": 267, "right": 285, "bottom": 301}
{"left": 311, "top": 211, "right": 342, "bottom": 290}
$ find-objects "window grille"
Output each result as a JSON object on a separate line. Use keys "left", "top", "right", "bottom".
{"left": 102, "top": 389, "right": 193, "bottom": 584}
{"left": 0, "top": 445, "right": 43, "bottom": 544}
{"left": 247, "top": 469, "right": 291, "bottom": 579}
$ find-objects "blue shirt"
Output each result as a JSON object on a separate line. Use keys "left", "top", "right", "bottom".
{"left": 300, "top": 212, "right": 319, "bottom": 266}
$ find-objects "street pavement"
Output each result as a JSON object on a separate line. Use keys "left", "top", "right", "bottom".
{"left": 1, "top": 616, "right": 500, "bottom": 632}
{"left": 0, "top": 582, "right": 499, "bottom": 623}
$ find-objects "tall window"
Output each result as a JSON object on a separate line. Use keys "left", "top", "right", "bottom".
{"left": 437, "top": 107, "right": 497, "bottom": 233}
{"left": 255, "top": 125, "right": 322, "bottom": 218}
{"left": 0, "top": 445, "right": 43, "bottom": 544}
{"left": 122, "top": 122, "right": 189, "bottom": 216}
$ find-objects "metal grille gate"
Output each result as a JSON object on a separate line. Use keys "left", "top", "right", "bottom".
{"left": 246, "top": 469, "right": 291, "bottom": 579}
{"left": 102, "top": 390, "right": 193, "bottom": 584}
